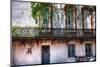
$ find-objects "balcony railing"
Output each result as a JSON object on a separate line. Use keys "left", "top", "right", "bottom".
{"left": 12, "top": 27, "right": 96, "bottom": 39}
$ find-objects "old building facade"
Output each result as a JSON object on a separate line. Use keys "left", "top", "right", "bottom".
{"left": 11, "top": 1, "right": 96, "bottom": 66}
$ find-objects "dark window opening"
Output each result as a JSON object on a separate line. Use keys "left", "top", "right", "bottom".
{"left": 68, "top": 44, "right": 75, "bottom": 57}
{"left": 27, "top": 48, "right": 32, "bottom": 54}
{"left": 85, "top": 43, "right": 92, "bottom": 57}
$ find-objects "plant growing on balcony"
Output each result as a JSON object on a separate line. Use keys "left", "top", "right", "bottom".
{"left": 31, "top": 2, "right": 53, "bottom": 29}
{"left": 11, "top": 26, "right": 40, "bottom": 37}
{"left": 11, "top": 26, "right": 20, "bottom": 37}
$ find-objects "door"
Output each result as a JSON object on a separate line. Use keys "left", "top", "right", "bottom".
{"left": 41, "top": 45, "right": 50, "bottom": 64}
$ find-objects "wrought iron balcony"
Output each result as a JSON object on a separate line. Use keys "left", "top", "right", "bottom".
{"left": 12, "top": 27, "right": 96, "bottom": 39}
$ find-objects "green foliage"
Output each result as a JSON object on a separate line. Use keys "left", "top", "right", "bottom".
{"left": 11, "top": 27, "right": 20, "bottom": 37}
{"left": 11, "top": 27, "right": 40, "bottom": 37}
{"left": 31, "top": 2, "right": 49, "bottom": 20}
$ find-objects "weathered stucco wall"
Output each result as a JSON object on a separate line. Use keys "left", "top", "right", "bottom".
{"left": 12, "top": 41, "right": 41, "bottom": 65}
{"left": 50, "top": 42, "right": 68, "bottom": 63}
{"left": 12, "top": 39, "right": 96, "bottom": 65}
{"left": 12, "top": 1, "right": 36, "bottom": 27}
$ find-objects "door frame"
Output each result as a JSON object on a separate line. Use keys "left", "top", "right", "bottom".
{"left": 41, "top": 45, "right": 50, "bottom": 64}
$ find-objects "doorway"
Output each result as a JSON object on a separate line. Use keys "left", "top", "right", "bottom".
{"left": 41, "top": 45, "right": 50, "bottom": 64}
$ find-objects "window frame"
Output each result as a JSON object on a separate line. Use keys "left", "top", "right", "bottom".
{"left": 85, "top": 43, "right": 92, "bottom": 57}
{"left": 68, "top": 44, "right": 75, "bottom": 57}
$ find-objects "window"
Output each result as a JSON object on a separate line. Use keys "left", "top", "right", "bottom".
{"left": 43, "top": 9, "right": 49, "bottom": 28}
{"left": 52, "top": 7, "right": 65, "bottom": 28}
{"left": 83, "top": 10, "right": 95, "bottom": 30}
{"left": 85, "top": 43, "right": 92, "bottom": 57}
{"left": 66, "top": 10, "right": 73, "bottom": 29}
{"left": 68, "top": 44, "right": 75, "bottom": 57}
{"left": 26, "top": 47, "right": 32, "bottom": 54}
{"left": 84, "top": 11, "right": 92, "bottom": 29}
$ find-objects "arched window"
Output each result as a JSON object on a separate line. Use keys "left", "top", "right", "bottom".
{"left": 85, "top": 43, "right": 92, "bottom": 57}
{"left": 68, "top": 44, "right": 75, "bottom": 57}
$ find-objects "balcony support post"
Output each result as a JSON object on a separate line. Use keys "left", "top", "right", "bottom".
{"left": 82, "top": 8, "right": 84, "bottom": 32}
{"left": 75, "top": 7, "right": 77, "bottom": 30}
{"left": 90, "top": 11, "right": 93, "bottom": 32}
